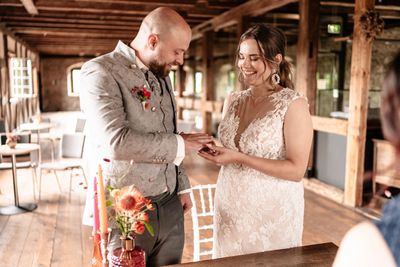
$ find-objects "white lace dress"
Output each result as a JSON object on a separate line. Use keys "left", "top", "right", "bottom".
{"left": 213, "top": 88, "right": 305, "bottom": 258}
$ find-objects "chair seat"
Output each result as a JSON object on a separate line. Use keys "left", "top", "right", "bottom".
{"left": 0, "top": 161, "right": 33, "bottom": 170}
{"left": 40, "top": 160, "right": 82, "bottom": 171}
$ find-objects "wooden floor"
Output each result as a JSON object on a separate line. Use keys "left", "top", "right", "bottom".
{"left": 0, "top": 152, "right": 367, "bottom": 266}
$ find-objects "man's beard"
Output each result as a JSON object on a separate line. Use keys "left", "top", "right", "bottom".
{"left": 149, "top": 60, "right": 169, "bottom": 77}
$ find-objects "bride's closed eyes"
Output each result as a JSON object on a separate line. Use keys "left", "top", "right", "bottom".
{"left": 238, "top": 53, "right": 262, "bottom": 62}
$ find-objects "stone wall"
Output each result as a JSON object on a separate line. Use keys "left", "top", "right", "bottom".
{"left": 40, "top": 57, "right": 91, "bottom": 112}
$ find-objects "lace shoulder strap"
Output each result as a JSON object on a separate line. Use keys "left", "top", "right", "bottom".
{"left": 275, "top": 88, "right": 308, "bottom": 118}
{"left": 223, "top": 90, "right": 250, "bottom": 118}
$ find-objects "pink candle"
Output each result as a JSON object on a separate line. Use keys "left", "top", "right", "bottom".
{"left": 97, "top": 164, "right": 108, "bottom": 233}
{"left": 93, "top": 176, "right": 100, "bottom": 234}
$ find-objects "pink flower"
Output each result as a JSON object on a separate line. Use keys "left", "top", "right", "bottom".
{"left": 108, "top": 185, "right": 154, "bottom": 238}
{"left": 120, "top": 195, "right": 137, "bottom": 211}
{"left": 137, "top": 212, "right": 149, "bottom": 222}
{"left": 134, "top": 222, "right": 145, "bottom": 235}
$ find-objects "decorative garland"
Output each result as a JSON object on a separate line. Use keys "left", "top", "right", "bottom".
{"left": 359, "top": 9, "right": 384, "bottom": 40}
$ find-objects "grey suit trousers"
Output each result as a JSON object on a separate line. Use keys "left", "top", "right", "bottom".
{"left": 108, "top": 192, "right": 184, "bottom": 267}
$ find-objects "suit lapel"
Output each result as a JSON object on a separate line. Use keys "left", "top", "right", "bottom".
{"left": 163, "top": 77, "right": 177, "bottom": 134}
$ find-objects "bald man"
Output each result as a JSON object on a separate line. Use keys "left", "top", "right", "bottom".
{"left": 80, "top": 7, "right": 212, "bottom": 266}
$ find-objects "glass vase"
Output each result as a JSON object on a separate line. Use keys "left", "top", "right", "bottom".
{"left": 110, "top": 237, "right": 145, "bottom": 267}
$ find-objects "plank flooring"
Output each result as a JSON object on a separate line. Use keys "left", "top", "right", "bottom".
{"left": 0, "top": 152, "right": 367, "bottom": 266}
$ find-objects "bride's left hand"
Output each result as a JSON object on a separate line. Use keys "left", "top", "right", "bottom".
{"left": 197, "top": 144, "right": 241, "bottom": 166}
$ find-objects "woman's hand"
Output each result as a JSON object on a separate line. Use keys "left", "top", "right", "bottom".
{"left": 198, "top": 144, "right": 242, "bottom": 166}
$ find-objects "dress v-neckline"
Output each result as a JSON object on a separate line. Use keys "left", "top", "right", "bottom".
{"left": 232, "top": 88, "right": 285, "bottom": 150}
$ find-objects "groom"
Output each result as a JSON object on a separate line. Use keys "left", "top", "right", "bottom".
{"left": 80, "top": 7, "right": 212, "bottom": 266}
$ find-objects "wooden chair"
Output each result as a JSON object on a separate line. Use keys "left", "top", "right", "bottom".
{"left": 39, "top": 133, "right": 87, "bottom": 200}
{"left": 190, "top": 184, "right": 217, "bottom": 261}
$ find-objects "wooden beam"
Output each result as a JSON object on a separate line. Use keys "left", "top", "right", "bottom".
{"left": 176, "top": 97, "right": 223, "bottom": 113}
{"left": 296, "top": 0, "right": 319, "bottom": 177}
{"left": 192, "top": 0, "right": 298, "bottom": 35}
{"left": 311, "top": 116, "right": 348, "bottom": 136}
{"left": 10, "top": 28, "right": 129, "bottom": 38}
{"left": 5, "top": 21, "right": 138, "bottom": 31}
{"left": 295, "top": 0, "right": 319, "bottom": 114}
{"left": 176, "top": 65, "right": 185, "bottom": 120}
{"left": 20, "top": 0, "right": 38, "bottom": 15}
{"left": 344, "top": 0, "right": 375, "bottom": 207}
{"left": 202, "top": 30, "right": 214, "bottom": 135}
{"left": 320, "top": 1, "right": 400, "bottom": 11}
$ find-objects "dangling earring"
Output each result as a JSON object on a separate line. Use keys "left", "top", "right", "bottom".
{"left": 271, "top": 71, "right": 280, "bottom": 85}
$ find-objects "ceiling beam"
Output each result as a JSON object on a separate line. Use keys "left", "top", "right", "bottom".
{"left": 320, "top": 1, "right": 400, "bottom": 11}
{"left": 20, "top": 0, "right": 38, "bottom": 15}
{"left": 192, "top": 0, "right": 298, "bottom": 37}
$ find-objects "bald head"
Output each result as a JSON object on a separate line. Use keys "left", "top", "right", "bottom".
{"left": 131, "top": 7, "right": 192, "bottom": 77}
{"left": 141, "top": 7, "right": 191, "bottom": 38}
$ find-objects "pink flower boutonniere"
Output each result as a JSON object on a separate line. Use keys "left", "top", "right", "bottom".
{"left": 131, "top": 85, "right": 152, "bottom": 110}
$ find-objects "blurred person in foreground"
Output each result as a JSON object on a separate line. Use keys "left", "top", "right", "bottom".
{"left": 333, "top": 51, "right": 400, "bottom": 267}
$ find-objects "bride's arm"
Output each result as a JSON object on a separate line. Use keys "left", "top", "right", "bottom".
{"left": 199, "top": 98, "right": 313, "bottom": 182}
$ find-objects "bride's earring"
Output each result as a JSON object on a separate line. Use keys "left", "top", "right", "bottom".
{"left": 271, "top": 71, "right": 280, "bottom": 85}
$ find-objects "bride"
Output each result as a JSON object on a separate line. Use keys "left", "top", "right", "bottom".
{"left": 199, "top": 24, "right": 313, "bottom": 258}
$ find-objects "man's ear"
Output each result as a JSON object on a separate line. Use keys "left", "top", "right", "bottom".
{"left": 148, "top": 34, "right": 159, "bottom": 50}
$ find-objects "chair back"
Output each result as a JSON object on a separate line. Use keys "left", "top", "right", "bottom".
{"left": 0, "top": 119, "right": 6, "bottom": 144}
{"left": 190, "top": 184, "right": 216, "bottom": 261}
{"left": 75, "top": 118, "right": 86, "bottom": 133}
{"left": 29, "top": 117, "right": 51, "bottom": 133}
{"left": 61, "top": 133, "right": 85, "bottom": 158}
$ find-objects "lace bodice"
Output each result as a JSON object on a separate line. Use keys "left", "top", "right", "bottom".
{"left": 213, "top": 87, "right": 305, "bottom": 258}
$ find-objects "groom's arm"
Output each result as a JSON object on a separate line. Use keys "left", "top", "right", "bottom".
{"left": 80, "top": 60, "right": 178, "bottom": 163}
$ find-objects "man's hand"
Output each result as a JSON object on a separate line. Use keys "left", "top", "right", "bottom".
{"left": 179, "top": 192, "right": 193, "bottom": 214}
{"left": 180, "top": 133, "right": 213, "bottom": 152}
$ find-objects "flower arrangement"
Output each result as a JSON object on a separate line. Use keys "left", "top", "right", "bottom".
{"left": 5, "top": 133, "right": 19, "bottom": 148}
{"left": 107, "top": 185, "right": 155, "bottom": 239}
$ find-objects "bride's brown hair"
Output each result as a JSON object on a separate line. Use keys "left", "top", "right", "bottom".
{"left": 236, "top": 24, "right": 294, "bottom": 89}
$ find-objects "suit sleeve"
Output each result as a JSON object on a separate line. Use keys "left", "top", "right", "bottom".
{"left": 80, "top": 60, "right": 178, "bottom": 163}
{"left": 177, "top": 164, "right": 191, "bottom": 192}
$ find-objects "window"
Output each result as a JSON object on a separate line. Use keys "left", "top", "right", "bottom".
{"left": 169, "top": 70, "right": 176, "bottom": 91}
{"left": 10, "top": 58, "right": 33, "bottom": 97}
{"left": 194, "top": 71, "right": 203, "bottom": 96}
{"left": 68, "top": 68, "right": 82, "bottom": 96}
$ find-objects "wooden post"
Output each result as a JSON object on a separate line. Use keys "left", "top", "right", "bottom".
{"left": 344, "top": 0, "right": 375, "bottom": 207}
{"left": 295, "top": 0, "right": 319, "bottom": 114}
{"left": 235, "top": 16, "right": 251, "bottom": 92}
{"left": 296, "top": 0, "right": 320, "bottom": 177}
{"left": 202, "top": 30, "right": 214, "bottom": 135}
{"left": 176, "top": 65, "right": 185, "bottom": 120}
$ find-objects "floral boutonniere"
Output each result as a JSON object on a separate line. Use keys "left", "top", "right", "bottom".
{"left": 131, "top": 85, "right": 151, "bottom": 110}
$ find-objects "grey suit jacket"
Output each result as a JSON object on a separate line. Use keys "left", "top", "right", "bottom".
{"left": 80, "top": 41, "right": 190, "bottom": 197}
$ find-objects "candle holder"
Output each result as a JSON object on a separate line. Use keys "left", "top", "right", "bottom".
{"left": 91, "top": 231, "right": 102, "bottom": 267}
{"left": 99, "top": 229, "right": 110, "bottom": 267}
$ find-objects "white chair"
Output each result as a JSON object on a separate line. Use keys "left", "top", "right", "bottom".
{"left": 75, "top": 118, "right": 86, "bottom": 133}
{"left": 39, "top": 133, "right": 87, "bottom": 200}
{"left": 190, "top": 184, "right": 217, "bottom": 261}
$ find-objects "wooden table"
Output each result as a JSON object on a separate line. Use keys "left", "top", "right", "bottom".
{"left": 0, "top": 143, "right": 40, "bottom": 215}
{"left": 166, "top": 243, "right": 338, "bottom": 267}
